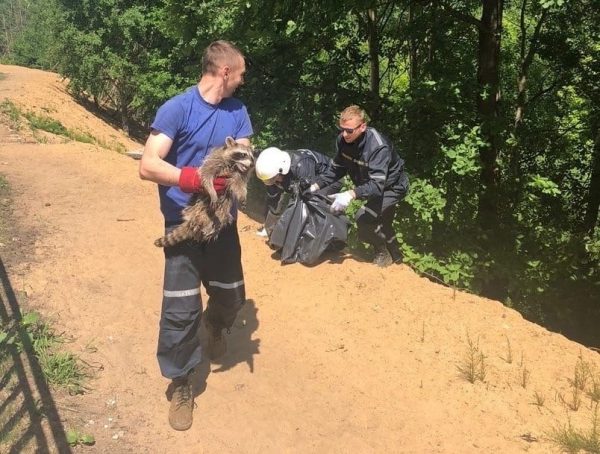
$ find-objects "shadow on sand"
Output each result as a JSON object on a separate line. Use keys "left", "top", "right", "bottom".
{"left": 0, "top": 257, "right": 72, "bottom": 454}
{"left": 165, "top": 299, "right": 260, "bottom": 402}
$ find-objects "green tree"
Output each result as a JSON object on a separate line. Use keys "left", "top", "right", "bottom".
{"left": 55, "top": 0, "right": 181, "bottom": 132}
{"left": 10, "top": 0, "right": 64, "bottom": 68}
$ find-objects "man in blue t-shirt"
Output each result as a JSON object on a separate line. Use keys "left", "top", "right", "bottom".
{"left": 139, "top": 40, "right": 253, "bottom": 431}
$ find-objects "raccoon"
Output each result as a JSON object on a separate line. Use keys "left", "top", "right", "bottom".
{"left": 154, "top": 137, "right": 255, "bottom": 248}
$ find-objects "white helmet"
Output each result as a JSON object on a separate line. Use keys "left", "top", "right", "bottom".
{"left": 255, "top": 147, "right": 291, "bottom": 183}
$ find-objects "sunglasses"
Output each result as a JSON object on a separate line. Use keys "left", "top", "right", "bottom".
{"left": 337, "top": 123, "right": 363, "bottom": 134}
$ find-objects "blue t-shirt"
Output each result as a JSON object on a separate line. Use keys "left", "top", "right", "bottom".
{"left": 151, "top": 86, "right": 253, "bottom": 222}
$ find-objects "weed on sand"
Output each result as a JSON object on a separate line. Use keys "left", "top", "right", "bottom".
{"left": 457, "top": 332, "right": 487, "bottom": 384}
{"left": 550, "top": 404, "right": 600, "bottom": 454}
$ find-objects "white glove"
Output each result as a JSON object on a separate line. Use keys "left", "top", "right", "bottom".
{"left": 328, "top": 191, "right": 354, "bottom": 214}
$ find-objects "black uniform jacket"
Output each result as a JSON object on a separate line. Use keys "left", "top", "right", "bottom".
{"left": 314, "top": 127, "right": 407, "bottom": 201}
{"left": 266, "top": 149, "right": 340, "bottom": 215}
{"left": 279, "top": 149, "right": 335, "bottom": 192}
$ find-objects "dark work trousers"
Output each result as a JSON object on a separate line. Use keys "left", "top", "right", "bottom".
{"left": 356, "top": 190, "right": 403, "bottom": 258}
{"left": 157, "top": 223, "right": 245, "bottom": 379}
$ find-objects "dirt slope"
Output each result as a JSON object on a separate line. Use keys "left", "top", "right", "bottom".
{"left": 1, "top": 64, "right": 599, "bottom": 453}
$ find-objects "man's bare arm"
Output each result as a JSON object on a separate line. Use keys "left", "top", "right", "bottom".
{"left": 139, "top": 130, "right": 180, "bottom": 186}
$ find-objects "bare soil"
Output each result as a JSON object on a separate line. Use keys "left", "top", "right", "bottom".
{"left": 1, "top": 64, "right": 599, "bottom": 453}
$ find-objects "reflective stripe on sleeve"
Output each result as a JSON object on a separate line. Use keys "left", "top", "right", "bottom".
{"left": 370, "top": 129, "right": 384, "bottom": 146}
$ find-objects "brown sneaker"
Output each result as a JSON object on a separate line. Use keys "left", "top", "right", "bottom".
{"left": 204, "top": 317, "right": 227, "bottom": 361}
{"left": 169, "top": 377, "right": 193, "bottom": 431}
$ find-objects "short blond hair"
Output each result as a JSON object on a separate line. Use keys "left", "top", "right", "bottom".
{"left": 201, "top": 40, "right": 245, "bottom": 75}
{"left": 340, "top": 105, "right": 368, "bottom": 124}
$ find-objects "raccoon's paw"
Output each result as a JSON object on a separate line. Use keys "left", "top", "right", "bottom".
{"left": 207, "top": 191, "right": 219, "bottom": 206}
{"left": 154, "top": 238, "right": 165, "bottom": 248}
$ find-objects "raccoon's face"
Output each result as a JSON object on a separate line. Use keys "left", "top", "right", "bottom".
{"left": 228, "top": 145, "right": 255, "bottom": 175}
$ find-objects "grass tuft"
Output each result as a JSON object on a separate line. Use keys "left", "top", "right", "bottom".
{"left": 521, "top": 364, "right": 531, "bottom": 389}
{"left": 572, "top": 354, "right": 592, "bottom": 392}
{"left": 0, "top": 311, "right": 88, "bottom": 394}
{"left": 560, "top": 355, "right": 596, "bottom": 412}
{"left": 66, "top": 428, "right": 95, "bottom": 447}
{"left": 549, "top": 404, "right": 600, "bottom": 453}
{"left": 457, "top": 332, "right": 486, "bottom": 384}
{"left": 589, "top": 377, "right": 600, "bottom": 404}
{"left": 532, "top": 390, "right": 545, "bottom": 407}
{"left": 24, "top": 112, "right": 68, "bottom": 136}
{"left": 0, "top": 99, "right": 23, "bottom": 130}
{"left": 560, "top": 387, "right": 583, "bottom": 412}
{"left": 17, "top": 110, "right": 97, "bottom": 146}
{"left": 40, "top": 351, "right": 87, "bottom": 394}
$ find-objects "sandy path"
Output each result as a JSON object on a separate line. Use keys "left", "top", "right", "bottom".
{"left": 1, "top": 64, "right": 599, "bottom": 453}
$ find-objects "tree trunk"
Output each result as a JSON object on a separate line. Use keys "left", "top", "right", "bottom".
{"left": 365, "top": 8, "right": 381, "bottom": 120}
{"left": 409, "top": 2, "right": 419, "bottom": 88}
{"left": 583, "top": 112, "right": 600, "bottom": 233}
{"left": 119, "top": 93, "right": 130, "bottom": 136}
{"left": 1, "top": 10, "right": 14, "bottom": 55}
{"left": 514, "top": 2, "right": 547, "bottom": 128}
{"left": 476, "top": 0, "right": 503, "bottom": 229}
{"left": 427, "top": 1, "right": 437, "bottom": 69}
{"left": 121, "top": 107, "right": 130, "bottom": 136}
{"left": 510, "top": 2, "right": 547, "bottom": 203}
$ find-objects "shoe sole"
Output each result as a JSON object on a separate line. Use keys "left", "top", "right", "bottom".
{"left": 169, "top": 417, "right": 193, "bottom": 431}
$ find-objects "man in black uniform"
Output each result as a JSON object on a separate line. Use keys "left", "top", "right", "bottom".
{"left": 255, "top": 147, "right": 343, "bottom": 233}
{"left": 310, "top": 105, "right": 409, "bottom": 267}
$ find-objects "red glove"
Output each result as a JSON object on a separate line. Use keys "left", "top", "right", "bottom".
{"left": 178, "top": 167, "right": 228, "bottom": 194}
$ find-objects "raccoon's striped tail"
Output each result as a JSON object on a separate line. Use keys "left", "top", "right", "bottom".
{"left": 154, "top": 227, "right": 186, "bottom": 248}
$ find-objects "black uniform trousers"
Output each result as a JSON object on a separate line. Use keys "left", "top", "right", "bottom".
{"left": 356, "top": 188, "right": 404, "bottom": 259}
{"left": 157, "top": 223, "right": 245, "bottom": 379}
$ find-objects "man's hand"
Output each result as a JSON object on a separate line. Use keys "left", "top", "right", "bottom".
{"left": 179, "top": 167, "right": 228, "bottom": 194}
{"left": 328, "top": 191, "right": 354, "bottom": 214}
{"left": 298, "top": 178, "right": 312, "bottom": 192}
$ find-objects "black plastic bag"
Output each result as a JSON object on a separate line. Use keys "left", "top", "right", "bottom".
{"left": 268, "top": 189, "right": 349, "bottom": 265}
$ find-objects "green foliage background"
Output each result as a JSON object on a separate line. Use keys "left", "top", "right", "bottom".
{"left": 1, "top": 0, "right": 599, "bottom": 346}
